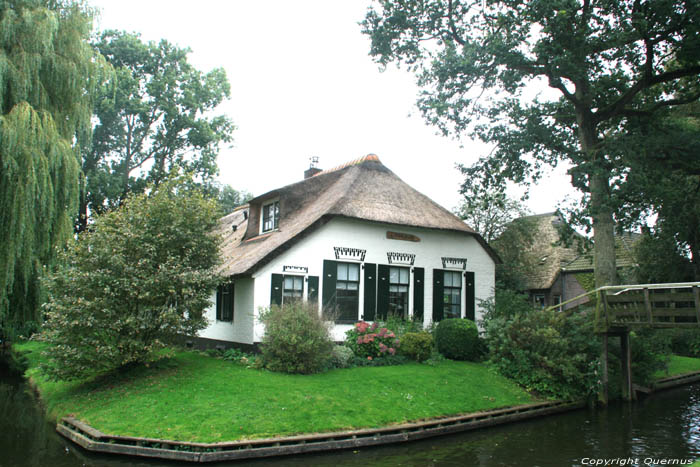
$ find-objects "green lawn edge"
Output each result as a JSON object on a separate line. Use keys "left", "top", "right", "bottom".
{"left": 654, "top": 355, "right": 700, "bottom": 380}
{"left": 13, "top": 341, "right": 535, "bottom": 443}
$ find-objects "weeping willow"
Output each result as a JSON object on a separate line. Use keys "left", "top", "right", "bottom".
{"left": 0, "top": 0, "right": 111, "bottom": 334}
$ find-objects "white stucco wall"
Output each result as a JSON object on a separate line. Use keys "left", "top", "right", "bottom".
{"left": 198, "top": 277, "right": 255, "bottom": 344}
{"left": 252, "top": 217, "right": 495, "bottom": 342}
{"left": 199, "top": 217, "right": 495, "bottom": 344}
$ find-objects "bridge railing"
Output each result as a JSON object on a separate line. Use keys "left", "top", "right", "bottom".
{"left": 546, "top": 282, "right": 700, "bottom": 333}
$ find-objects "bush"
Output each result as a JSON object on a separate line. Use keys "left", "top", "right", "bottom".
{"left": 434, "top": 319, "right": 481, "bottom": 361}
{"left": 329, "top": 346, "right": 355, "bottom": 369}
{"left": 400, "top": 332, "right": 433, "bottom": 362}
{"left": 40, "top": 178, "right": 222, "bottom": 381}
{"left": 665, "top": 329, "right": 700, "bottom": 358}
{"left": 481, "top": 288, "right": 670, "bottom": 400}
{"left": 345, "top": 321, "right": 400, "bottom": 360}
{"left": 259, "top": 302, "right": 334, "bottom": 374}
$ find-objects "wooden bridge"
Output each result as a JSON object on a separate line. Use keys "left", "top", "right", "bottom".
{"left": 547, "top": 282, "right": 700, "bottom": 403}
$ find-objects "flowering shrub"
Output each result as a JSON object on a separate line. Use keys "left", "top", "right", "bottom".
{"left": 345, "top": 321, "right": 400, "bottom": 359}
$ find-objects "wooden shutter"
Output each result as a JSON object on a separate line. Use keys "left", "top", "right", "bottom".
{"left": 432, "top": 269, "right": 444, "bottom": 322}
{"left": 465, "top": 271, "right": 475, "bottom": 321}
{"left": 322, "top": 260, "right": 337, "bottom": 316}
{"left": 363, "top": 263, "right": 377, "bottom": 321}
{"left": 216, "top": 285, "right": 223, "bottom": 321}
{"left": 223, "top": 283, "right": 234, "bottom": 322}
{"left": 270, "top": 273, "right": 283, "bottom": 306}
{"left": 308, "top": 276, "right": 319, "bottom": 304}
{"left": 377, "top": 264, "right": 390, "bottom": 321}
{"left": 413, "top": 267, "right": 424, "bottom": 322}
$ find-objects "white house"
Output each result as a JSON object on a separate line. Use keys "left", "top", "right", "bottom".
{"left": 198, "top": 155, "right": 497, "bottom": 347}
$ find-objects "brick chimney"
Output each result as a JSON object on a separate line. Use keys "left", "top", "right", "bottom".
{"left": 304, "top": 156, "right": 322, "bottom": 179}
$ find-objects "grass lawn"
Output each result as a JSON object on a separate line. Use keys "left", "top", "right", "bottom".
{"left": 14, "top": 341, "right": 535, "bottom": 443}
{"left": 654, "top": 355, "right": 700, "bottom": 380}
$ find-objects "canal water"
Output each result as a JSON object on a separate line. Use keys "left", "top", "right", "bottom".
{"left": 1, "top": 366, "right": 699, "bottom": 467}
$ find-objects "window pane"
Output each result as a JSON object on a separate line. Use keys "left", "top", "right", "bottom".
{"left": 399, "top": 268, "right": 409, "bottom": 284}
{"left": 284, "top": 277, "right": 294, "bottom": 289}
{"left": 293, "top": 276, "right": 302, "bottom": 290}
{"left": 348, "top": 264, "right": 359, "bottom": 281}
{"left": 337, "top": 282, "right": 347, "bottom": 290}
{"left": 390, "top": 267, "right": 399, "bottom": 283}
{"left": 346, "top": 282, "right": 358, "bottom": 291}
{"left": 337, "top": 263, "right": 348, "bottom": 281}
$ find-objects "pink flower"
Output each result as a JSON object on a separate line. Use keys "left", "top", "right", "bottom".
{"left": 389, "top": 347, "right": 396, "bottom": 355}
{"left": 371, "top": 322, "right": 378, "bottom": 331}
{"left": 394, "top": 338, "right": 400, "bottom": 347}
{"left": 387, "top": 332, "right": 395, "bottom": 338}
{"left": 379, "top": 327, "right": 388, "bottom": 337}
{"left": 357, "top": 336, "right": 363, "bottom": 344}
{"left": 379, "top": 343, "right": 388, "bottom": 353}
{"left": 356, "top": 321, "right": 369, "bottom": 333}
{"left": 367, "top": 356, "right": 373, "bottom": 361}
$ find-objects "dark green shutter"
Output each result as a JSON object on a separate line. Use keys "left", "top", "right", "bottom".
{"left": 270, "top": 273, "right": 283, "bottom": 306}
{"left": 465, "top": 271, "right": 475, "bottom": 321}
{"left": 363, "top": 263, "right": 377, "bottom": 321}
{"left": 216, "top": 285, "right": 223, "bottom": 320}
{"left": 322, "top": 260, "right": 337, "bottom": 316}
{"left": 377, "top": 264, "right": 390, "bottom": 321}
{"left": 413, "top": 267, "right": 424, "bottom": 322}
{"left": 432, "top": 269, "right": 444, "bottom": 322}
{"left": 308, "top": 276, "right": 319, "bottom": 304}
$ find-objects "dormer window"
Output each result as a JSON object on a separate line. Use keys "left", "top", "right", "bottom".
{"left": 262, "top": 200, "right": 279, "bottom": 233}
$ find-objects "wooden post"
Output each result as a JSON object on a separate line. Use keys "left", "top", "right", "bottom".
{"left": 644, "top": 288, "right": 652, "bottom": 325}
{"left": 599, "top": 333, "right": 609, "bottom": 405}
{"left": 620, "top": 330, "right": 634, "bottom": 401}
{"left": 693, "top": 286, "right": 700, "bottom": 326}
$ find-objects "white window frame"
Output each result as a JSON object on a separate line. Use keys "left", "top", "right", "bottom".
{"left": 261, "top": 199, "right": 279, "bottom": 233}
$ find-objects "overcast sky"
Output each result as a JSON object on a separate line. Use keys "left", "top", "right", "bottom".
{"left": 90, "top": 0, "right": 575, "bottom": 215}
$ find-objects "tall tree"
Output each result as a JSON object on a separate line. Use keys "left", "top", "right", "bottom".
{"left": 363, "top": 0, "right": 700, "bottom": 287}
{"left": 78, "top": 30, "right": 234, "bottom": 232}
{"left": 454, "top": 180, "right": 529, "bottom": 243}
{"left": 0, "top": 0, "right": 110, "bottom": 334}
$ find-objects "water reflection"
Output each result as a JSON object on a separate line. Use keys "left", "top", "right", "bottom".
{"left": 1, "top": 370, "right": 699, "bottom": 467}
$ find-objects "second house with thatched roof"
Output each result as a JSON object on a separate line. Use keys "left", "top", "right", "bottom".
{"left": 198, "top": 155, "right": 498, "bottom": 346}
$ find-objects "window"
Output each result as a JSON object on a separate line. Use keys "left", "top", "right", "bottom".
{"left": 533, "top": 293, "right": 546, "bottom": 308}
{"left": 216, "top": 282, "right": 234, "bottom": 322}
{"left": 262, "top": 200, "right": 279, "bottom": 232}
{"left": 336, "top": 262, "right": 360, "bottom": 322}
{"left": 443, "top": 271, "right": 462, "bottom": 319}
{"left": 283, "top": 275, "right": 304, "bottom": 302}
{"left": 388, "top": 266, "right": 409, "bottom": 318}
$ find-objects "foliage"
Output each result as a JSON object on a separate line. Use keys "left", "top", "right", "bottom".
{"left": 345, "top": 321, "right": 400, "bottom": 360}
{"left": 490, "top": 215, "right": 541, "bottom": 291}
{"left": 329, "top": 345, "right": 355, "bottom": 369}
{"left": 455, "top": 181, "right": 529, "bottom": 244}
{"left": 222, "top": 348, "right": 257, "bottom": 367}
{"left": 380, "top": 314, "right": 424, "bottom": 337}
{"left": 634, "top": 231, "right": 695, "bottom": 284}
{"left": 15, "top": 340, "right": 533, "bottom": 442}
{"left": 434, "top": 319, "right": 481, "bottom": 361}
{"left": 657, "top": 355, "right": 700, "bottom": 379}
{"left": 399, "top": 332, "right": 433, "bottom": 363}
{"left": 664, "top": 329, "right": 700, "bottom": 358}
{"left": 362, "top": 0, "right": 700, "bottom": 288}
{"left": 78, "top": 30, "right": 234, "bottom": 232}
{"left": 258, "top": 302, "right": 334, "bottom": 374}
{"left": 40, "top": 177, "right": 222, "bottom": 380}
{"left": 215, "top": 184, "right": 253, "bottom": 215}
{"left": 626, "top": 329, "right": 671, "bottom": 386}
{"left": 0, "top": 0, "right": 111, "bottom": 338}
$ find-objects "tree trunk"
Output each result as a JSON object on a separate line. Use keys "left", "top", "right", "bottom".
{"left": 578, "top": 114, "right": 618, "bottom": 288}
{"left": 590, "top": 172, "right": 618, "bottom": 288}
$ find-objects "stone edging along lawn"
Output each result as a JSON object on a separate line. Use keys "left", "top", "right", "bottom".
{"left": 54, "top": 368, "right": 700, "bottom": 463}
{"left": 57, "top": 400, "right": 586, "bottom": 463}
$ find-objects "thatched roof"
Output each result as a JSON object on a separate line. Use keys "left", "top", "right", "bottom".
{"left": 562, "top": 232, "right": 641, "bottom": 272}
{"left": 513, "top": 213, "right": 583, "bottom": 291}
{"left": 217, "top": 155, "right": 495, "bottom": 276}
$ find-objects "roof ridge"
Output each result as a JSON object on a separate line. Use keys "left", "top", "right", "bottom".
{"left": 313, "top": 154, "right": 380, "bottom": 177}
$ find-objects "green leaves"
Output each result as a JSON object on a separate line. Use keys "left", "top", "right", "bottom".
{"left": 41, "top": 177, "right": 223, "bottom": 380}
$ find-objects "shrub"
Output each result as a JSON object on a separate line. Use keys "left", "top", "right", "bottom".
{"left": 382, "top": 313, "right": 424, "bottom": 337}
{"left": 400, "top": 332, "right": 433, "bottom": 362}
{"left": 434, "top": 318, "right": 481, "bottom": 361}
{"left": 329, "top": 346, "right": 355, "bottom": 369}
{"left": 665, "top": 329, "right": 700, "bottom": 358}
{"left": 40, "top": 178, "right": 222, "bottom": 380}
{"left": 345, "top": 321, "right": 400, "bottom": 359}
{"left": 259, "top": 302, "right": 334, "bottom": 374}
{"left": 481, "top": 288, "right": 670, "bottom": 400}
